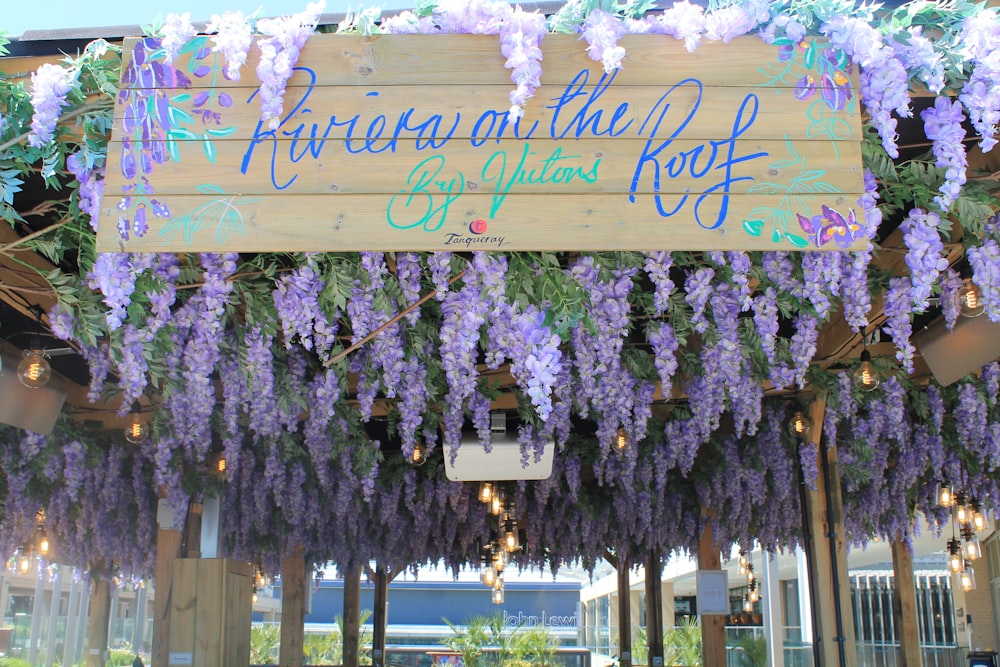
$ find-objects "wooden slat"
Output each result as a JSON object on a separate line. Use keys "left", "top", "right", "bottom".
{"left": 168, "top": 559, "right": 199, "bottom": 667}
{"left": 193, "top": 559, "right": 223, "bottom": 667}
{"left": 120, "top": 34, "right": 858, "bottom": 88}
{"left": 113, "top": 83, "right": 860, "bottom": 142}
{"left": 96, "top": 192, "right": 866, "bottom": 253}
{"left": 103, "top": 138, "right": 863, "bottom": 196}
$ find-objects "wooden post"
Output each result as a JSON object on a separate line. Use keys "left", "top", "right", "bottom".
{"left": 616, "top": 553, "right": 632, "bottom": 667}
{"left": 697, "top": 524, "right": 726, "bottom": 667}
{"left": 152, "top": 500, "right": 183, "bottom": 667}
{"left": 279, "top": 545, "right": 306, "bottom": 667}
{"left": 803, "top": 398, "right": 857, "bottom": 667}
{"left": 86, "top": 575, "right": 111, "bottom": 667}
{"left": 645, "top": 551, "right": 664, "bottom": 667}
{"left": 891, "top": 539, "right": 921, "bottom": 667}
{"left": 27, "top": 563, "right": 44, "bottom": 665}
{"left": 342, "top": 564, "right": 362, "bottom": 667}
{"left": 372, "top": 564, "right": 389, "bottom": 667}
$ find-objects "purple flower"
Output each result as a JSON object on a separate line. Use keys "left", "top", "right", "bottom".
{"left": 921, "top": 97, "right": 968, "bottom": 211}
{"left": 901, "top": 208, "right": 947, "bottom": 312}
{"left": 28, "top": 64, "right": 76, "bottom": 148}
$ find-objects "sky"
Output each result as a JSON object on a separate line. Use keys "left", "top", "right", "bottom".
{"left": 3, "top": 0, "right": 413, "bottom": 37}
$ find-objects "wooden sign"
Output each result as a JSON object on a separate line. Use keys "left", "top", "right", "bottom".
{"left": 97, "top": 33, "right": 866, "bottom": 252}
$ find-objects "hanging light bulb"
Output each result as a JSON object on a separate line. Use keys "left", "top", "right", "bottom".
{"left": 748, "top": 583, "right": 760, "bottom": 604}
{"left": 955, "top": 493, "right": 970, "bottom": 526}
{"left": 490, "top": 490, "right": 504, "bottom": 516}
{"left": 408, "top": 442, "right": 427, "bottom": 467}
{"left": 937, "top": 483, "right": 954, "bottom": 508}
{"left": 215, "top": 454, "right": 228, "bottom": 476}
{"left": 853, "top": 348, "right": 880, "bottom": 392}
{"left": 492, "top": 587, "right": 504, "bottom": 605}
{"left": 788, "top": 410, "right": 811, "bottom": 439}
{"left": 948, "top": 539, "right": 964, "bottom": 573}
{"left": 252, "top": 591, "right": 259, "bottom": 605}
{"left": 481, "top": 564, "right": 497, "bottom": 587}
{"left": 17, "top": 347, "right": 51, "bottom": 389}
{"left": 965, "top": 534, "right": 982, "bottom": 561}
{"left": 958, "top": 277, "right": 986, "bottom": 318}
{"left": 35, "top": 527, "right": 49, "bottom": 557}
{"left": 961, "top": 565, "right": 976, "bottom": 592}
{"left": 503, "top": 518, "right": 520, "bottom": 553}
{"left": 743, "top": 595, "right": 753, "bottom": 613}
{"left": 493, "top": 573, "right": 504, "bottom": 591}
{"left": 738, "top": 556, "right": 748, "bottom": 578}
{"left": 18, "top": 549, "right": 31, "bottom": 574}
{"left": 970, "top": 499, "right": 987, "bottom": 533}
{"left": 493, "top": 548, "right": 506, "bottom": 574}
{"left": 611, "top": 427, "right": 630, "bottom": 454}
{"left": 124, "top": 402, "right": 148, "bottom": 444}
{"left": 746, "top": 565, "right": 755, "bottom": 584}
{"left": 479, "top": 482, "right": 494, "bottom": 504}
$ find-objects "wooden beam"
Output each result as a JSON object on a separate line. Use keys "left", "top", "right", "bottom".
{"left": 152, "top": 504, "right": 183, "bottom": 667}
{"left": 644, "top": 551, "right": 664, "bottom": 667}
{"left": 891, "top": 539, "right": 921, "bottom": 667}
{"left": 86, "top": 573, "right": 110, "bottom": 667}
{"left": 697, "top": 524, "right": 726, "bottom": 667}
{"left": 342, "top": 564, "right": 362, "bottom": 667}
{"left": 372, "top": 564, "right": 389, "bottom": 667}
{"left": 279, "top": 545, "right": 306, "bottom": 667}
{"left": 616, "top": 552, "right": 632, "bottom": 667}
{"left": 802, "top": 398, "right": 857, "bottom": 667}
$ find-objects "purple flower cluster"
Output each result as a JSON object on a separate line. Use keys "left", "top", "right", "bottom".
{"left": 643, "top": 251, "right": 675, "bottom": 315}
{"left": 648, "top": 322, "right": 679, "bottom": 399}
{"left": 940, "top": 268, "right": 963, "bottom": 331}
{"left": 66, "top": 153, "right": 105, "bottom": 231}
{"left": 901, "top": 208, "right": 947, "bottom": 312}
{"left": 921, "top": 96, "right": 968, "bottom": 211}
{"left": 160, "top": 13, "right": 197, "bottom": 64}
{"left": 685, "top": 267, "right": 714, "bottom": 333}
{"left": 501, "top": 8, "right": 546, "bottom": 122}
{"left": 883, "top": 276, "right": 915, "bottom": 372}
{"left": 256, "top": 1, "right": 325, "bottom": 129}
{"left": 86, "top": 253, "right": 138, "bottom": 331}
{"left": 581, "top": 9, "right": 626, "bottom": 73}
{"left": 821, "top": 16, "right": 911, "bottom": 158}
{"left": 207, "top": 10, "right": 255, "bottom": 81}
{"left": 968, "top": 237, "right": 1000, "bottom": 322}
{"left": 273, "top": 263, "right": 336, "bottom": 355}
{"left": 959, "top": 12, "right": 1000, "bottom": 152}
{"left": 28, "top": 63, "right": 76, "bottom": 148}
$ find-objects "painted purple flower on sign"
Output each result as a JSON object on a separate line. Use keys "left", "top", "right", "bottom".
{"left": 796, "top": 205, "right": 860, "bottom": 249}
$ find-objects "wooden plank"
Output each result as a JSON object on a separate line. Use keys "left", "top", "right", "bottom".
{"left": 153, "top": 522, "right": 183, "bottom": 667}
{"left": 113, "top": 84, "right": 860, "bottom": 142}
{"left": 85, "top": 575, "right": 110, "bottom": 667}
{"left": 696, "top": 524, "right": 726, "bottom": 667}
{"left": 891, "top": 540, "right": 921, "bottom": 667}
{"left": 168, "top": 559, "right": 199, "bottom": 667}
{"left": 120, "top": 34, "right": 859, "bottom": 88}
{"left": 192, "top": 559, "right": 222, "bottom": 667}
{"left": 223, "top": 560, "right": 253, "bottom": 667}
{"left": 104, "top": 138, "right": 863, "bottom": 196}
{"left": 645, "top": 552, "right": 664, "bottom": 667}
{"left": 617, "top": 554, "right": 633, "bottom": 667}
{"left": 343, "top": 564, "right": 362, "bottom": 667}
{"left": 96, "top": 192, "right": 866, "bottom": 253}
{"left": 279, "top": 546, "right": 306, "bottom": 667}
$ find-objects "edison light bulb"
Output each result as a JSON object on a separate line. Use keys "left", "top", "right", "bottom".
{"left": 788, "top": 410, "right": 811, "bottom": 438}
{"left": 743, "top": 597, "right": 752, "bottom": 613}
{"left": 611, "top": 427, "right": 630, "bottom": 453}
{"left": 966, "top": 535, "right": 982, "bottom": 561}
{"left": 17, "top": 349, "right": 51, "bottom": 389}
{"left": 492, "top": 587, "right": 504, "bottom": 604}
{"left": 961, "top": 566, "right": 976, "bottom": 592}
{"left": 409, "top": 442, "right": 427, "bottom": 467}
{"left": 19, "top": 553, "right": 30, "bottom": 574}
{"left": 481, "top": 565, "right": 497, "bottom": 587}
{"left": 958, "top": 278, "right": 985, "bottom": 318}
{"left": 124, "top": 414, "right": 147, "bottom": 444}
{"left": 938, "top": 483, "right": 954, "bottom": 508}
{"left": 37, "top": 532, "right": 49, "bottom": 556}
{"left": 479, "top": 482, "right": 494, "bottom": 504}
{"left": 853, "top": 350, "right": 879, "bottom": 392}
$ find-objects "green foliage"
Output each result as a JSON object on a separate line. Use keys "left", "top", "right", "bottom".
{"left": 444, "top": 612, "right": 559, "bottom": 667}
{"left": 730, "top": 633, "right": 767, "bottom": 667}
{"left": 664, "top": 619, "right": 702, "bottom": 667}
{"left": 0, "top": 658, "right": 33, "bottom": 667}
{"left": 250, "top": 623, "right": 282, "bottom": 664}
{"left": 107, "top": 650, "right": 139, "bottom": 666}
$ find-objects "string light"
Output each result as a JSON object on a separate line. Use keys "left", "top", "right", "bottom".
{"left": 958, "top": 277, "right": 985, "bottom": 318}
{"left": 787, "top": 410, "right": 811, "bottom": 439}
{"left": 17, "top": 347, "right": 51, "bottom": 389}
{"left": 408, "top": 442, "right": 427, "bottom": 467}
{"left": 853, "top": 347, "right": 880, "bottom": 392}
{"left": 124, "top": 402, "right": 148, "bottom": 444}
{"left": 611, "top": 427, "right": 630, "bottom": 454}
{"left": 948, "top": 539, "right": 964, "bottom": 574}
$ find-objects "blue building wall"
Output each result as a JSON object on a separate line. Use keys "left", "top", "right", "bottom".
{"left": 270, "top": 579, "right": 581, "bottom": 629}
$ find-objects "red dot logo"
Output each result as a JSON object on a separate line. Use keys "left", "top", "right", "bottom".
{"left": 469, "top": 219, "right": 488, "bottom": 235}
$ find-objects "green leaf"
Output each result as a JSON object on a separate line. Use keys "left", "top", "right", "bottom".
{"left": 743, "top": 219, "right": 764, "bottom": 237}
{"left": 785, "top": 233, "right": 810, "bottom": 248}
